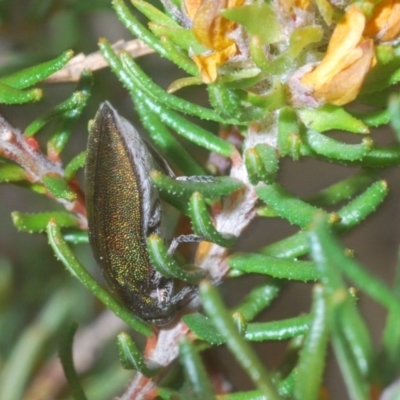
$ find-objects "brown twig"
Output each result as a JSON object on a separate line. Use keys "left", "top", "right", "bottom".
{"left": 0, "top": 114, "right": 87, "bottom": 228}
{"left": 44, "top": 39, "right": 154, "bottom": 83}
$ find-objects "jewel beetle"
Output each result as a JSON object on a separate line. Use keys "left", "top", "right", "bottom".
{"left": 85, "top": 102, "right": 195, "bottom": 326}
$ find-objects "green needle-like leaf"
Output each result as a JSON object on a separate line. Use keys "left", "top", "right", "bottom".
{"left": 294, "top": 285, "right": 329, "bottom": 400}
{"left": 143, "top": 96, "right": 235, "bottom": 156}
{"left": 379, "top": 252, "right": 400, "bottom": 384}
{"left": 42, "top": 175, "right": 77, "bottom": 201}
{"left": 157, "top": 388, "right": 187, "bottom": 400}
{"left": 179, "top": 337, "right": 216, "bottom": 400}
{"left": 0, "top": 50, "right": 74, "bottom": 89}
{"left": 59, "top": 322, "right": 88, "bottom": 400}
{"left": 337, "top": 180, "right": 388, "bottom": 231}
{"left": 147, "top": 234, "right": 205, "bottom": 283}
{"left": 99, "top": 39, "right": 235, "bottom": 157}
{"left": 0, "top": 83, "right": 42, "bottom": 105}
{"left": 314, "top": 214, "right": 400, "bottom": 311}
{"left": 245, "top": 314, "right": 311, "bottom": 342}
{"left": 362, "top": 55, "right": 400, "bottom": 94}
{"left": 278, "top": 106, "right": 301, "bottom": 158}
{"left": 0, "top": 163, "right": 26, "bottom": 183}
{"left": 132, "top": 0, "right": 180, "bottom": 28}
{"left": 331, "top": 314, "right": 371, "bottom": 400}
{"left": 62, "top": 230, "right": 89, "bottom": 244}
{"left": 389, "top": 93, "right": 400, "bottom": 141}
{"left": 359, "top": 145, "right": 400, "bottom": 167}
{"left": 150, "top": 22, "right": 204, "bottom": 54}
{"left": 309, "top": 214, "right": 374, "bottom": 379}
{"left": 112, "top": 0, "right": 168, "bottom": 60}
{"left": 261, "top": 231, "right": 309, "bottom": 259}
{"left": 25, "top": 91, "right": 86, "bottom": 136}
{"left": 47, "top": 71, "right": 92, "bottom": 155}
{"left": 222, "top": 3, "right": 283, "bottom": 44}
{"left": 257, "top": 183, "right": 322, "bottom": 228}
{"left": 233, "top": 280, "right": 281, "bottom": 321}
{"left": 304, "top": 130, "right": 372, "bottom": 161}
{"left": 308, "top": 171, "right": 377, "bottom": 207}
{"left": 46, "top": 220, "right": 153, "bottom": 337}
{"left": 228, "top": 253, "right": 319, "bottom": 282}
{"left": 200, "top": 281, "right": 281, "bottom": 399}
{"left": 298, "top": 105, "right": 369, "bottom": 134}
{"left": 152, "top": 171, "right": 243, "bottom": 213}
{"left": 207, "top": 83, "right": 244, "bottom": 119}
{"left": 245, "top": 144, "right": 279, "bottom": 184}
{"left": 189, "top": 192, "right": 236, "bottom": 247}
{"left": 134, "top": 100, "right": 205, "bottom": 176}
{"left": 121, "top": 53, "right": 231, "bottom": 123}
{"left": 12, "top": 211, "right": 79, "bottom": 233}
{"left": 355, "top": 108, "right": 390, "bottom": 127}
{"left": 183, "top": 313, "right": 224, "bottom": 345}
{"left": 117, "top": 332, "right": 158, "bottom": 376}
{"left": 64, "top": 152, "right": 86, "bottom": 181}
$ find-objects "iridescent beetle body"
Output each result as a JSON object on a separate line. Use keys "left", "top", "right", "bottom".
{"left": 85, "top": 102, "right": 191, "bottom": 325}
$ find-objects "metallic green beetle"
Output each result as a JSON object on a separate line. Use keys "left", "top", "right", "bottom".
{"left": 85, "top": 102, "right": 195, "bottom": 326}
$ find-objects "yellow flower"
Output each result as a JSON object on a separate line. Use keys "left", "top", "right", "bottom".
{"left": 184, "top": 0, "right": 203, "bottom": 20}
{"left": 188, "top": 0, "right": 243, "bottom": 83}
{"left": 365, "top": 0, "right": 400, "bottom": 42}
{"left": 301, "top": 6, "right": 375, "bottom": 105}
{"left": 192, "top": 45, "right": 237, "bottom": 83}
{"left": 294, "top": 0, "right": 310, "bottom": 10}
{"left": 279, "top": 0, "right": 311, "bottom": 14}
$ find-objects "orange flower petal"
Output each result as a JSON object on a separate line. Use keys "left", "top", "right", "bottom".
{"left": 300, "top": 6, "right": 375, "bottom": 105}
{"left": 192, "top": 43, "right": 237, "bottom": 83}
{"left": 312, "top": 39, "right": 375, "bottom": 105}
{"left": 279, "top": 0, "right": 310, "bottom": 13}
{"left": 192, "top": 0, "right": 243, "bottom": 51}
{"left": 301, "top": 5, "right": 366, "bottom": 88}
{"left": 192, "top": 53, "right": 219, "bottom": 83}
{"left": 295, "top": 0, "right": 310, "bottom": 9}
{"left": 365, "top": 0, "right": 400, "bottom": 41}
{"left": 184, "top": 0, "right": 203, "bottom": 20}
{"left": 191, "top": 0, "right": 243, "bottom": 82}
